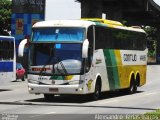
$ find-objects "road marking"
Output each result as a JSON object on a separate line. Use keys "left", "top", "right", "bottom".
{"left": 144, "top": 92, "right": 159, "bottom": 96}
{"left": 99, "top": 100, "right": 118, "bottom": 105}
{"left": 30, "top": 114, "right": 45, "bottom": 118}
{"left": 98, "top": 91, "right": 160, "bottom": 105}
{"left": 30, "top": 112, "right": 56, "bottom": 118}
{"left": 47, "top": 112, "right": 57, "bottom": 114}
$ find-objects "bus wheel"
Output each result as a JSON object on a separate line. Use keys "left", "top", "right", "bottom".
{"left": 44, "top": 94, "right": 54, "bottom": 101}
{"left": 92, "top": 81, "right": 101, "bottom": 101}
{"left": 128, "top": 79, "right": 137, "bottom": 94}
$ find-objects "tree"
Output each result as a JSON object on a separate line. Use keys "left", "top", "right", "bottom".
{"left": 143, "top": 26, "right": 157, "bottom": 62}
{"left": 0, "top": 0, "right": 11, "bottom": 36}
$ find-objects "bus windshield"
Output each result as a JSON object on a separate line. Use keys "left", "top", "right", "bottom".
{"left": 32, "top": 27, "right": 85, "bottom": 42}
{"left": 29, "top": 43, "right": 82, "bottom": 75}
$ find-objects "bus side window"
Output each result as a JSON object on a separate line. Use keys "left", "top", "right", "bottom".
{"left": 9, "top": 41, "right": 14, "bottom": 59}
{"left": 95, "top": 26, "right": 103, "bottom": 49}
{"left": 2, "top": 41, "right": 6, "bottom": 60}
{"left": 5, "top": 41, "right": 10, "bottom": 60}
{"left": 95, "top": 26, "right": 114, "bottom": 50}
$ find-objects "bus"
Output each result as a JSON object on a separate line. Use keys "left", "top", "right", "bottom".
{"left": 18, "top": 18, "right": 147, "bottom": 100}
{"left": 0, "top": 36, "right": 16, "bottom": 84}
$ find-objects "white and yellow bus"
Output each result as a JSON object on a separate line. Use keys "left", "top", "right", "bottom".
{"left": 18, "top": 18, "right": 147, "bottom": 100}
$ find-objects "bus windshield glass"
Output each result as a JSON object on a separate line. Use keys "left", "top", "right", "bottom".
{"left": 29, "top": 43, "right": 82, "bottom": 75}
{"left": 32, "top": 27, "right": 85, "bottom": 42}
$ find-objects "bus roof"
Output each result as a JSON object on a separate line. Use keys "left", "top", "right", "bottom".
{"left": 82, "top": 18, "right": 145, "bottom": 33}
{"left": 33, "top": 20, "right": 95, "bottom": 28}
{"left": 33, "top": 19, "right": 145, "bottom": 33}
{"left": 82, "top": 18, "right": 123, "bottom": 26}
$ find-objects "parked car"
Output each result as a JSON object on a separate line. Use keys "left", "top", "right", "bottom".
{"left": 16, "top": 63, "right": 25, "bottom": 81}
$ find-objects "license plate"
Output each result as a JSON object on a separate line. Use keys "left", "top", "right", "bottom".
{"left": 49, "top": 88, "right": 58, "bottom": 92}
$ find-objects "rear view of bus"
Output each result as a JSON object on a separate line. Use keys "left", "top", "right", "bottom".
{"left": 0, "top": 36, "right": 16, "bottom": 84}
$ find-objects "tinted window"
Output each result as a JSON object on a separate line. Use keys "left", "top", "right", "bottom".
{"left": 0, "top": 40, "right": 14, "bottom": 60}
{"left": 32, "top": 27, "right": 85, "bottom": 42}
{"left": 95, "top": 26, "right": 147, "bottom": 50}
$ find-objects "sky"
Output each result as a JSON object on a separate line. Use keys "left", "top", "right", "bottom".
{"left": 45, "top": 0, "right": 160, "bottom": 20}
{"left": 45, "top": 0, "right": 81, "bottom": 20}
{"left": 154, "top": 0, "right": 160, "bottom": 5}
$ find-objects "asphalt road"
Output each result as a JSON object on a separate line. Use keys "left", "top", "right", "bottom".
{"left": 0, "top": 65, "right": 160, "bottom": 120}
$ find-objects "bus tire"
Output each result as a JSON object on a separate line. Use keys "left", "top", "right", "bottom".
{"left": 92, "top": 80, "right": 101, "bottom": 101}
{"left": 128, "top": 77, "right": 137, "bottom": 94}
{"left": 44, "top": 94, "right": 54, "bottom": 101}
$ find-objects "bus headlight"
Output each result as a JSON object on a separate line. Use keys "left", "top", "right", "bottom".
{"left": 79, "top": 88, "right": 83, "bottom": 91}
{"left": 28, "top": 86, "right": 34, "bottom": 91}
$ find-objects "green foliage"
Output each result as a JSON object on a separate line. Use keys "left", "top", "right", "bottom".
{"left": 126, "top": 110, "right": 160, "bottom": 120}
{"left": 143, "top": 26, "right": 157, "bottom": 58}
{"left": 0, "top": 0, "right": 11, "bottom": 35}
{"left": 122, "top": 20, "right": 127, "bottom": 26}
{"left": 145, "top": 109, "right": 160, "bottom": 120}
{"left": 148, "top": 50, "right": 156, "bottom": 57}
{"left": 148, "top": 41, "right": 157, "bottom": 57}
{"left": 143, "top": 26, "right": 157, "bottom": 41}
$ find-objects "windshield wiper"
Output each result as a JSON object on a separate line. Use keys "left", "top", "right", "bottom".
{"left": 54, "top": 57, "right": 68, "bottom": 75}
{"left": 39, "top": 54, "right": 53, "bottom": 76}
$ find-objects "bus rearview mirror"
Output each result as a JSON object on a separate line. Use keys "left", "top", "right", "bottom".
{"left": 82, "top": 39, "right": 89, "bottom": 58}
{"left": 18, "top": 39, "right": 27, "bottom": 57}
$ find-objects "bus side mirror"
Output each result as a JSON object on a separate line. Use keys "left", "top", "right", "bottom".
{"left": 18, "top": 39, "right": 27, "bottom": 57}
{"left": 82, "top": 39, "right": 89, "bottom": 58}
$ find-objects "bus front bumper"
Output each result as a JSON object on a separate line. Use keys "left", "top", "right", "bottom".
{"left": 28, "top": 83, "right": 86, "bottom": 95}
